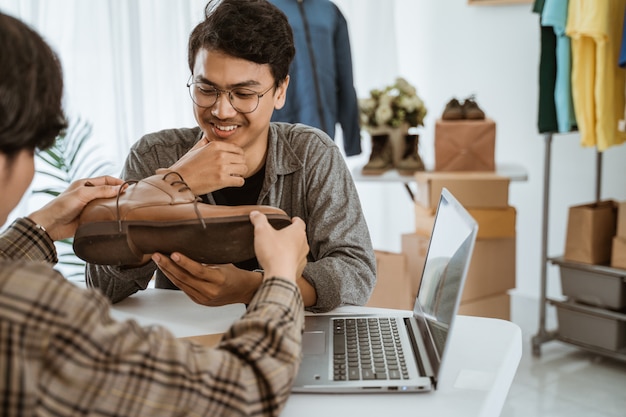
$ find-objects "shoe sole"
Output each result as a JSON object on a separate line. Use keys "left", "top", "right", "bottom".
{"left": 73, "top": 213, "right": 291, "bottom": 266}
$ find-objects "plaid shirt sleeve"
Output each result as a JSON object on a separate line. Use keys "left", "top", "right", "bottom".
{"left": 0, "top": 217, "right": 58, "bottom": 263}
{"left": 0, "top": 259, "right": 304, "bottom": 416}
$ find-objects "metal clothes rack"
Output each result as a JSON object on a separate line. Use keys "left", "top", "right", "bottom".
{"left": 531, "top": 133, "right": 626, "bottom": 361}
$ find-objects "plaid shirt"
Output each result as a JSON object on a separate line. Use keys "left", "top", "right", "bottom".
{"left": 0, "top": 218, "right": 304, "bottom": 416}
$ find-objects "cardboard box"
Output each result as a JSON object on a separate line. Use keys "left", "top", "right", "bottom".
{"left": 434, "top": 118, "right": 496, "bottom": 172}
{"left": 611, "top": 236, "right": 626, "bottom": 270}
{"left": 414, "top": 172, "right": 509, "bottom": 210}
{"left": 617, "top": 201, "right": 626, "bottom": 238}
{"left": 414, "top": 203, "right": 436, "bottom": 237}
{"left": 463, "top": 237, "right": 516, "bottom": 302}
{"left": 401, "top": 233, "right": 431, "bottom": 301}
{"left": 458, "top": 292, "right": 510, "bottom": 321}
{"left": 370, "top": 236, "right": 516, "bottom": 311}
{"left": 367, "top": 251, "right": 413, "bottom": 310}
{"left": 415, "top": 204, "right": 516, "bottom": 239}
{"left": 564, "top": 200, "right": 617, "bottom": 265}
{"left": 468, "top": 206, "right": 516, "bottom": 239}
{"left": 399, "top": 235, "right": 516, "bottom": 304}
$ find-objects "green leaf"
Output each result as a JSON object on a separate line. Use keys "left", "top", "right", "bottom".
{"left": 31, "top": 116, "right": 116, "bottom": 274}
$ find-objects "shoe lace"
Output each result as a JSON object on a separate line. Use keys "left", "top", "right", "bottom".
{"left": 114, "top": 171, "right": 207, "bottom": 232}
{"left": 464, "top": 94, "right": 478, "bottom": 107}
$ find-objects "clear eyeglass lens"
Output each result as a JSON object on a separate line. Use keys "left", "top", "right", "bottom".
{"left": 189, "top": 84, "right": 259, "bottom": 113}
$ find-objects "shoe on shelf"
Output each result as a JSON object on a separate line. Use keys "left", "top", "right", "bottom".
{"left": 73, "top": 171, "right": 291, "bottom": 266}
{"left": 462, "top": 95, "right": 486, "bottom": 120}
{"left": 441, "top": 98, "right": 464, "bottom": 120}
{"left": 395, "top": 134, "right": 425, "bottom": 176}
{"left": 362, "top": 134, "right": 394, "bottom": 175}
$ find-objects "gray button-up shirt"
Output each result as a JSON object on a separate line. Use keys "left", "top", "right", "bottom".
{"left": 86, "top": 122, "right": 375, "bottom": 312}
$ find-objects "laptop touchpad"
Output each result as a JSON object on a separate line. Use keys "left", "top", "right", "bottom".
{"left": 303, "top": 331, "right": 326, "bottom": 355}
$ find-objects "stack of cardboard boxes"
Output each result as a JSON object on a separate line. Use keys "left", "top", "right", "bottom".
{"left": 367, "top": 172, "right": 516, "bottom": 321}
{"left": 366, "top": 115, "right": 516, "bottom": 320}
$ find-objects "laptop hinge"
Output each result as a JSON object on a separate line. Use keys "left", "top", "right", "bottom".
{"left": 404, "top": 317, "right": 436, "bottom": 385}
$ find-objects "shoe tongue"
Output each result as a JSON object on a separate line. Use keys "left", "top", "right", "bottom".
{"left": 137, "top": 175, "right": 196, "bottom": 205}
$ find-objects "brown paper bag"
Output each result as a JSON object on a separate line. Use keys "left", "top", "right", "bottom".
{"left": 564, "top": 200, "right": 617, "bottom": 265}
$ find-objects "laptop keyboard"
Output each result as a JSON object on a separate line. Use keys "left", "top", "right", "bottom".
{"left": 332, "top": 317, "right": 409, "bottom": 381}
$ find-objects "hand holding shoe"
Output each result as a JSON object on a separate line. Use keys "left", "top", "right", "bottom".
{"left": 152, "top": 256, "right": 263, "bottom": 306}
{"left": 151, "top": 212, "right": 308, "bottom": 306}
{"left": 28, "top": 175, "right": 124, "bottom": 241}
{"left": 250, "top": 211, "right": 308, "bottom": 282}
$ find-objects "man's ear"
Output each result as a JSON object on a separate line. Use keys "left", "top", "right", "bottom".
{"left": 274, "top": 75, "right": 290, "bottom": 110}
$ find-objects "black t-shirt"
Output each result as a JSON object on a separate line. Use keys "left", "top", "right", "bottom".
{"left": 201, "top": 165, "right": 266, "bottom": 271}
{"left": 211, "top": 164, "right": 265, "bottom": 206}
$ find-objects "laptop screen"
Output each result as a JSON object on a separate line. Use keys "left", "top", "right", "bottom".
{"left": 414, "top": 188, "right": 477, "bottom": 367}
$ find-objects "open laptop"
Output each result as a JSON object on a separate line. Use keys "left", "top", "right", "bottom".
{"left": 292, "top": 188, "right": 478, "bottom": 393}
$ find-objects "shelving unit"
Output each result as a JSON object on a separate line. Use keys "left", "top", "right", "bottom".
{"left": 531, "top": 133, "right": 626, "bottom": 361}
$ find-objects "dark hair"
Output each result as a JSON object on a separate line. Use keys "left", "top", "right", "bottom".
{"left": 188, "top": 0, "right": 295, "bottom": 87}
{"left": 0, "top": 12, "right": 67, "bottom": 159}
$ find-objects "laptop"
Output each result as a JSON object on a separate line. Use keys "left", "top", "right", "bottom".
{"left": 292, "top": 188, "right": 478, "bottom": 393}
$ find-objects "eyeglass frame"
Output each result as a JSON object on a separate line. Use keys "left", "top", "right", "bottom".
{"left": 186, "top": 76, "right": 275, "bottom": 114}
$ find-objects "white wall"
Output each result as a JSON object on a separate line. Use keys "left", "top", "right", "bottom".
{"left": 336, "top": 0, "right": 626, "bottom": 300}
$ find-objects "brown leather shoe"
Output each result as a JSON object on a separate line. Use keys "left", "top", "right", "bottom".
{"left": 73, "top": 171, "right": 291, "bottom": 266}
{"left": 441, "top": 98, "right": 464, "bottom": 120}
{"left": 462, "top": 96, "right": 486, "bottom": 120}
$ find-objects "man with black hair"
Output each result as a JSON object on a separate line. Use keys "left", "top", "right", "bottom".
{"left": 87, "top": 0, "right": 376, "bottom": 313}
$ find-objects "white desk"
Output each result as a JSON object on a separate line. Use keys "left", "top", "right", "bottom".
{"left": 110, "top": 288, "right": 522, "bottom": 417}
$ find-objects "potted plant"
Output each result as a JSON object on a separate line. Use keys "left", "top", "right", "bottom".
{"left": 359, "top": 77, "right": 427, "bottom": 175}
{"left": 32, "top": 117, "right": 116, "bottom": 279}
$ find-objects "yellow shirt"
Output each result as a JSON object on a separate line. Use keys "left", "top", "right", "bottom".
{"left": 566, "top": 0, "right": 626, "bottom": 150}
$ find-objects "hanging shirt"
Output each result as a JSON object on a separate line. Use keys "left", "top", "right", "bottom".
{"left": 542, "top": 0, "right": 577, "bottom": 133}
{"left": 566, "top": 0, "right": 626, "bottom": 150}
{"left": 269, "top": 0, "right": 362, "bottom": 156}
{"left": 534, "top": 0, "right": 559, "bottom": 133}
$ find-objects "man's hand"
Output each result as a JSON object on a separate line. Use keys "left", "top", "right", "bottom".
{"left": 28, "top": 176, "right": 124, "bottom": 241}
{"left": 152, "top": 255, "right": 262, "bottom": 306}
{"left": 151, "top": 211, "right": 308, "bottom": 306}
{"left": 167, "top": 138, "right": 248, "bottom": 195}
{"left": 250, "top": 211, "right": 308, "bottom": 282}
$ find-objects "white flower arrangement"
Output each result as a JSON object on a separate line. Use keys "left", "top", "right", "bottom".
{"left": 359, "top": 77, "right": 427, "bottom": 130}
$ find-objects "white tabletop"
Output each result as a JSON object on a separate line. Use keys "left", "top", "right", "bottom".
{"left": 351, "top": 163, "right": 528, "bottom": 184}
{"left": 110, "top": 288, "right": 522, "bottom": 417}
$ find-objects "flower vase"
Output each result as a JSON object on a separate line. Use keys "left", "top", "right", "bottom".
{"left": 366, "top": 123, "right": 409, "bottom": 168}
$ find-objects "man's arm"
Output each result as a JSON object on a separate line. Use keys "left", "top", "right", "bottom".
{"left": 4, "top": 262, "right": 303, "bottom": 417}
{"left": 297, "top": 136, "right": 376, "bottom": 313}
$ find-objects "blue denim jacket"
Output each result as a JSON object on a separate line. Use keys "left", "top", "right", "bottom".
{"left": 269, "top": 0, "right": 362, "bottom": 156}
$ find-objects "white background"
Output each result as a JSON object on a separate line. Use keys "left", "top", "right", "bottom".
{"left": 2, "top": 0, "right": 626, "bottom": 301}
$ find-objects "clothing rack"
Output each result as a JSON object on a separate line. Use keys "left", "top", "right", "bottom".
{"left": 531, "top": 133, "right": 626, "bottom": 361}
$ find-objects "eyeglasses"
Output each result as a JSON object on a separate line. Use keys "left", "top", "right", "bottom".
{"left": 186, "top": 78, "right": 274, "bottom": 114}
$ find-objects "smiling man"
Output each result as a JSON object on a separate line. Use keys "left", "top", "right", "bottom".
{"left": 87, "top": 0, "right": 376, "bottom": 313}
